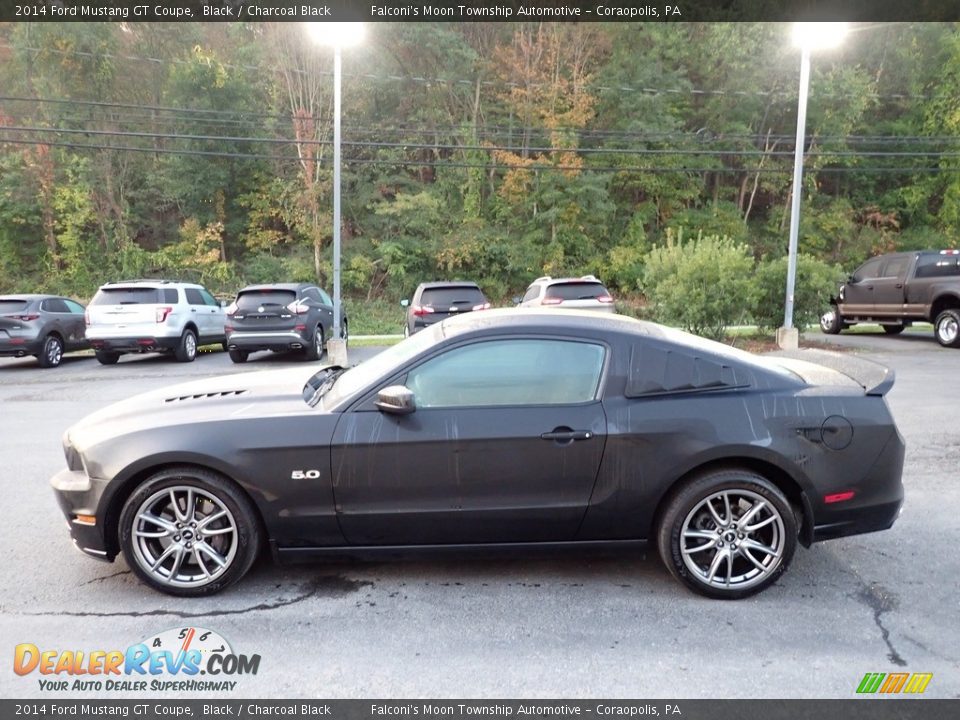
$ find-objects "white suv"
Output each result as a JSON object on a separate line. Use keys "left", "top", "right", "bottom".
{"left": 85, "top": 280, "right": 226, "bottom": 365}
{"left": 516, "top": 275, "right": 616, "bottom": 313}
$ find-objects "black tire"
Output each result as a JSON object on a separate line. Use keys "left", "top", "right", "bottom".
{"left": 95, "top": 350, "right": 120, "bottom": 365}
{"left": 118, "top": 467, "right": 262, "bottom": 597}
{"left": 174, "top": 328, "right": 198, "bottom": 363}
{"left": 228, "top": 348, "right": 249, "bottom": 364}
{"left": 36, "top": 334, "right": 64, "bottom": 368}
{"left": 882, "top": 325, "right": 905, "bottom": 335}
{"left": 656, "top": 469, "right": 797, "bottom": 600}
{"left": 934, "top": 308, "right": 960, "bottom": 348}
{"left": 819, "top": 308, "right": 844, "bottom": 335}
{"left": 304, "top": 324, "right": 324, "bottom": 361}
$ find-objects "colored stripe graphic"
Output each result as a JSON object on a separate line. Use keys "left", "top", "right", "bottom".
{"left": 880, "top": 673, "right": 909, "bottom": 693}
{"left": 903, "top": 673, "right": 933, "bottom": 694}
{"left": 857, "top": 673, "right": 885, "bottom": 694}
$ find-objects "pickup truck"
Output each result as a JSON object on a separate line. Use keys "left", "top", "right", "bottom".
{"left": 820, "top": 249, "right": 960, "bottom": 347}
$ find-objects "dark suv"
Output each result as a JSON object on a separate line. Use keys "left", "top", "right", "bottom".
{"left": 402, "top": 282, "right": 490, "bottom": 336}
{"left": 225, "top": 283, "right": 347, "bottom": 363}
{"left": 0, "top": 294, "right": 89, "bottom": 368}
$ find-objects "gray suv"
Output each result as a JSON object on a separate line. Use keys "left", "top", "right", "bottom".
{"left": 0, "top": 294, "right": 89, "bottom": 368}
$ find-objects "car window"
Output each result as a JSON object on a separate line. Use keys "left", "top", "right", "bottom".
{"left": 544, "top": 282, "right": 610, "bottom": 301}
{"left": 63, "top": 299, "right": 85, "bottom": 314}
{"left": 852, "top": 258, "right": 884, "bottom": 282}
{"left": 915, "top": 255, "right": 960, "bottom": 278}
{"left": 881, "top": 257, "right": 909, "bottom": 279}
{"left": 0, "top": 299, "right": 29, "bottom": 313}
{"left": 419, "top": 286, "right": 486, "bottom": 308}
{"left": 90, "top": 287, "right": 162, "bottom": 305}
{"left": 406, "top": 339, "right": 605, "bottom": 408}
{"left": 162, "top": 288, "right": 179, "bottom": 303}
{"left": 521, "top": 286, "right": 540, "bottom": 302}
{"left": 41, "top": 298, "right": 69, "bottom": 313}
{"left": 317, "top": 289, "right": 333, "bottom": 305}
{"left": 185, "top": 288, "right": 206, "bottom": 306}
{"left": 199, "top": 288, "right": 218, "bottom": 306}
{"left": 236, "top": 289, "right": 297, "bottom": 310}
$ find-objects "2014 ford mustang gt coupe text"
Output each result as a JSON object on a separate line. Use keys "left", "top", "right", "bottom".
{"left": 50, "top": 310, "right": 905, "bottom": 599}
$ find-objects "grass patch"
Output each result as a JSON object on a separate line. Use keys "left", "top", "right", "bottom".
{"left": 343, "top": 298, "right": 406, "bottom": 335}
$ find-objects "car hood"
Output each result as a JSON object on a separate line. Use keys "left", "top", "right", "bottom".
{"left": 66, "top": 366, "right": 323, "bottom": 452}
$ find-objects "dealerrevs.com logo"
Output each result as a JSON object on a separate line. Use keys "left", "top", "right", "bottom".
{"left": 14, "top": 627, "right": 260, "bottom": 693}
{"left": 856, "top": 672, "right": 933, "bottom": 694}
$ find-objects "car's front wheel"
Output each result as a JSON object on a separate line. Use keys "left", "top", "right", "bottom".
{"left": 657, "top": 470, "right": 797, "bottom": 599}
{"left": 36, "top": 334, "right": 64, "bottom": 368}
{"left": 118, "top": 467, "right": 261, "bottom": 596}
{"left": 934, "top": 308, "right": 960, "bottom": 348}
{"left": 820, "top": 308, "right": 844, "bottom": 334}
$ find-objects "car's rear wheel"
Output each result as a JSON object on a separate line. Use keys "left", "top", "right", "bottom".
{"left": 95, "top": 350, "right": 120, "bottom": 365}
{"left": 657, "top": 470, "right": 797, "bottom": 599}
{"left": 118, "top": 467, "right": 261, "bottom": 597}
{"left": 36, "top": 335, "right": 64, "bottom": 368}
{"left": 304, "top": 324, "right": 324, "bottom": 361}
{"left": 882, "top": 324, "right": 905, "bottom": 335}
{"left": 934, "top": 309, "right": 960, "bottom": 348}
{"left": 228, "top": 348, "right": 249, "bottom": 364}
{"left": 820, "top": 309, "right": 844, "bottom": 334}
{"left": 174, "top": 329, "right": 197, "bottom": 362}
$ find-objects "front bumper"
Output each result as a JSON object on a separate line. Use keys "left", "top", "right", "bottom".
{"left": 227, "top": 330, "right": 309, "bottom": 352}
{"left": 50, "top": 468, "right": 115, "bottom": 562}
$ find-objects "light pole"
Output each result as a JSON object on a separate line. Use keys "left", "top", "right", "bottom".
{"left": 305, "top": 22, "right": 365, "bottom": 365}
{"left": 778, "top": 22, "right": 848, "bottom": 350}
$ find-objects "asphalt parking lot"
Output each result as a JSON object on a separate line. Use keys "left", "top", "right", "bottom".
{"left": 1, "top": 330, "right": 958, "bottom": 699}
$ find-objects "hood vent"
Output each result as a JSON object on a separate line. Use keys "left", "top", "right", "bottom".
{"left": 164, "top": 390, "right": 248, "bottom": 403}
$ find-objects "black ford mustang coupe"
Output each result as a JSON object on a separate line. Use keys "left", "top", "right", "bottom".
{"left": 51, "top": 310, "right": 904, "bottom": 599}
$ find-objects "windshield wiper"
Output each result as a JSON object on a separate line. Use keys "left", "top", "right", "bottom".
{"left": 304, "top": 366, "right": 347, "bottom": 407}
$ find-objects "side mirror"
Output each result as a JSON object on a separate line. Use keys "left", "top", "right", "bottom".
{"left": 400, "top": 299, "right": 410, "bottom": 308}
{"left": 375, "top": 385, "right": 416, "bottom": 415}
{"left": 512, "top": 296, "right": 521, "bottom": 305}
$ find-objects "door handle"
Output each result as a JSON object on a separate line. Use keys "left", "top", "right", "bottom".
{"left": 191, "top": 308, "right": 197, "bottom": 312}
{"left": 895, "top": 283, "right": 903, "bottom": 289}
{"left": 540, "top": 429, "right": 593, "bottom": 442}
{"left": 866, "top": 285, "right": 874, "bottom": 290}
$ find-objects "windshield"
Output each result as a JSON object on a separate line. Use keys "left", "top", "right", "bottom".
{"left": 317, "top": 323, "right": 444, "bottom": 409}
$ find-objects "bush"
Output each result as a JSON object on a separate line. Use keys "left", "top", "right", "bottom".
{"left": 644, "top": 229, "right": 757, "bottom": 340}
{"left": 752, "top": 254, "right": 845, "bottom": 332}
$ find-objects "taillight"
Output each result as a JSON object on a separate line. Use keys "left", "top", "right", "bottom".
{"left": 155, "top": 306, "right": 173, "bottom": 323}
{"left": 11, "top": 314, "right": 40, "bottom": 321}
{"left": 225, "top": 303, "right": 238, "bottom": 315}
{"left": 596, "top": 295, "right": 614, "bottom": 304}
{"left": 412, "top": 305, "right": 434, "bottom": 316}
{"left": 541, "top": 297, "right": 563, "bottom": 305}
{"left": 824, "top": 491, "right": 855, "bottom": 504}
{"left": 472, "top": 302, "right": 491, "bottom": 311}
{"left": 286, "top": 301, "right": 309, "bottom": 315}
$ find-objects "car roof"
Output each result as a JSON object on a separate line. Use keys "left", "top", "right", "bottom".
{"left": 529, "top": 275, "right": 604, "bottom": 286}
{"left": 417, "top": 281, "right": 482, "bottom": 290}
{"left": 0, "top": 294, "right": 55, "bottom": 301}
{"left": 98, "top": 280, "right": 202, "bottom": 289}
{"left": 238, "top": 283, "right": 310, "bottom": 293}
{"left": 439, "top": 307, "right": 654, "bottom": 338}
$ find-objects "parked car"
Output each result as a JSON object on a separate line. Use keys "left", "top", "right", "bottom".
{"left": 821, "top": 249, "right": 960, "bottom": 346}
{"left": 516, "top": 275, "right": 615, "bottom": 312}
{"left": 224, "top": 283, "right": 347, "bottom": 363}
{"left": 85, "top": 280, "right": 226, "bottom": 364}
{"left": 51, "top": 309, "right": 903, "bottom": 599}
{"left": 0, "top": 294, "right": 89, "bottom": 368}
{"left": 402, "top": 281, "right": 490, "bottom": 336}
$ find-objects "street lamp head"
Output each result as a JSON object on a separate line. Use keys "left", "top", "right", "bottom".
{"left": 792, "top": 22, "right": 849, "bottom": 51}
{"left": 304, "top": 22, "right": 365, "bottom": 49}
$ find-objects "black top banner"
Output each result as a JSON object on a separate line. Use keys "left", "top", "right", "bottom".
{"left": 1, "top": 0, "right": 960, "bottom": 23}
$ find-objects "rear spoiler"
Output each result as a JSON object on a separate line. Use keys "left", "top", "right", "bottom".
{"left": 765, "top": 349, "right": 895, "bottom": 396}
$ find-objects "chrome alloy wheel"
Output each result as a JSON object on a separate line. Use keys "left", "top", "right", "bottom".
{"left": 130, "top": 485, "right": 238, "bottom": 588}
{"left": 679, "top": 489, "right": 786, "bottom": 591}
{"left": 937, "top": 313, "right": 959, "bottom": 345}
{"left": 820, "top": 310, "right": 836, "bottom": 332}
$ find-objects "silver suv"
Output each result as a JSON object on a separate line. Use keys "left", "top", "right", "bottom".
{"left": 516, "top": 275, "right": 616, "bottom": 313}
{"left": 85, "top": 280, "right": 226, "bottom": 365}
